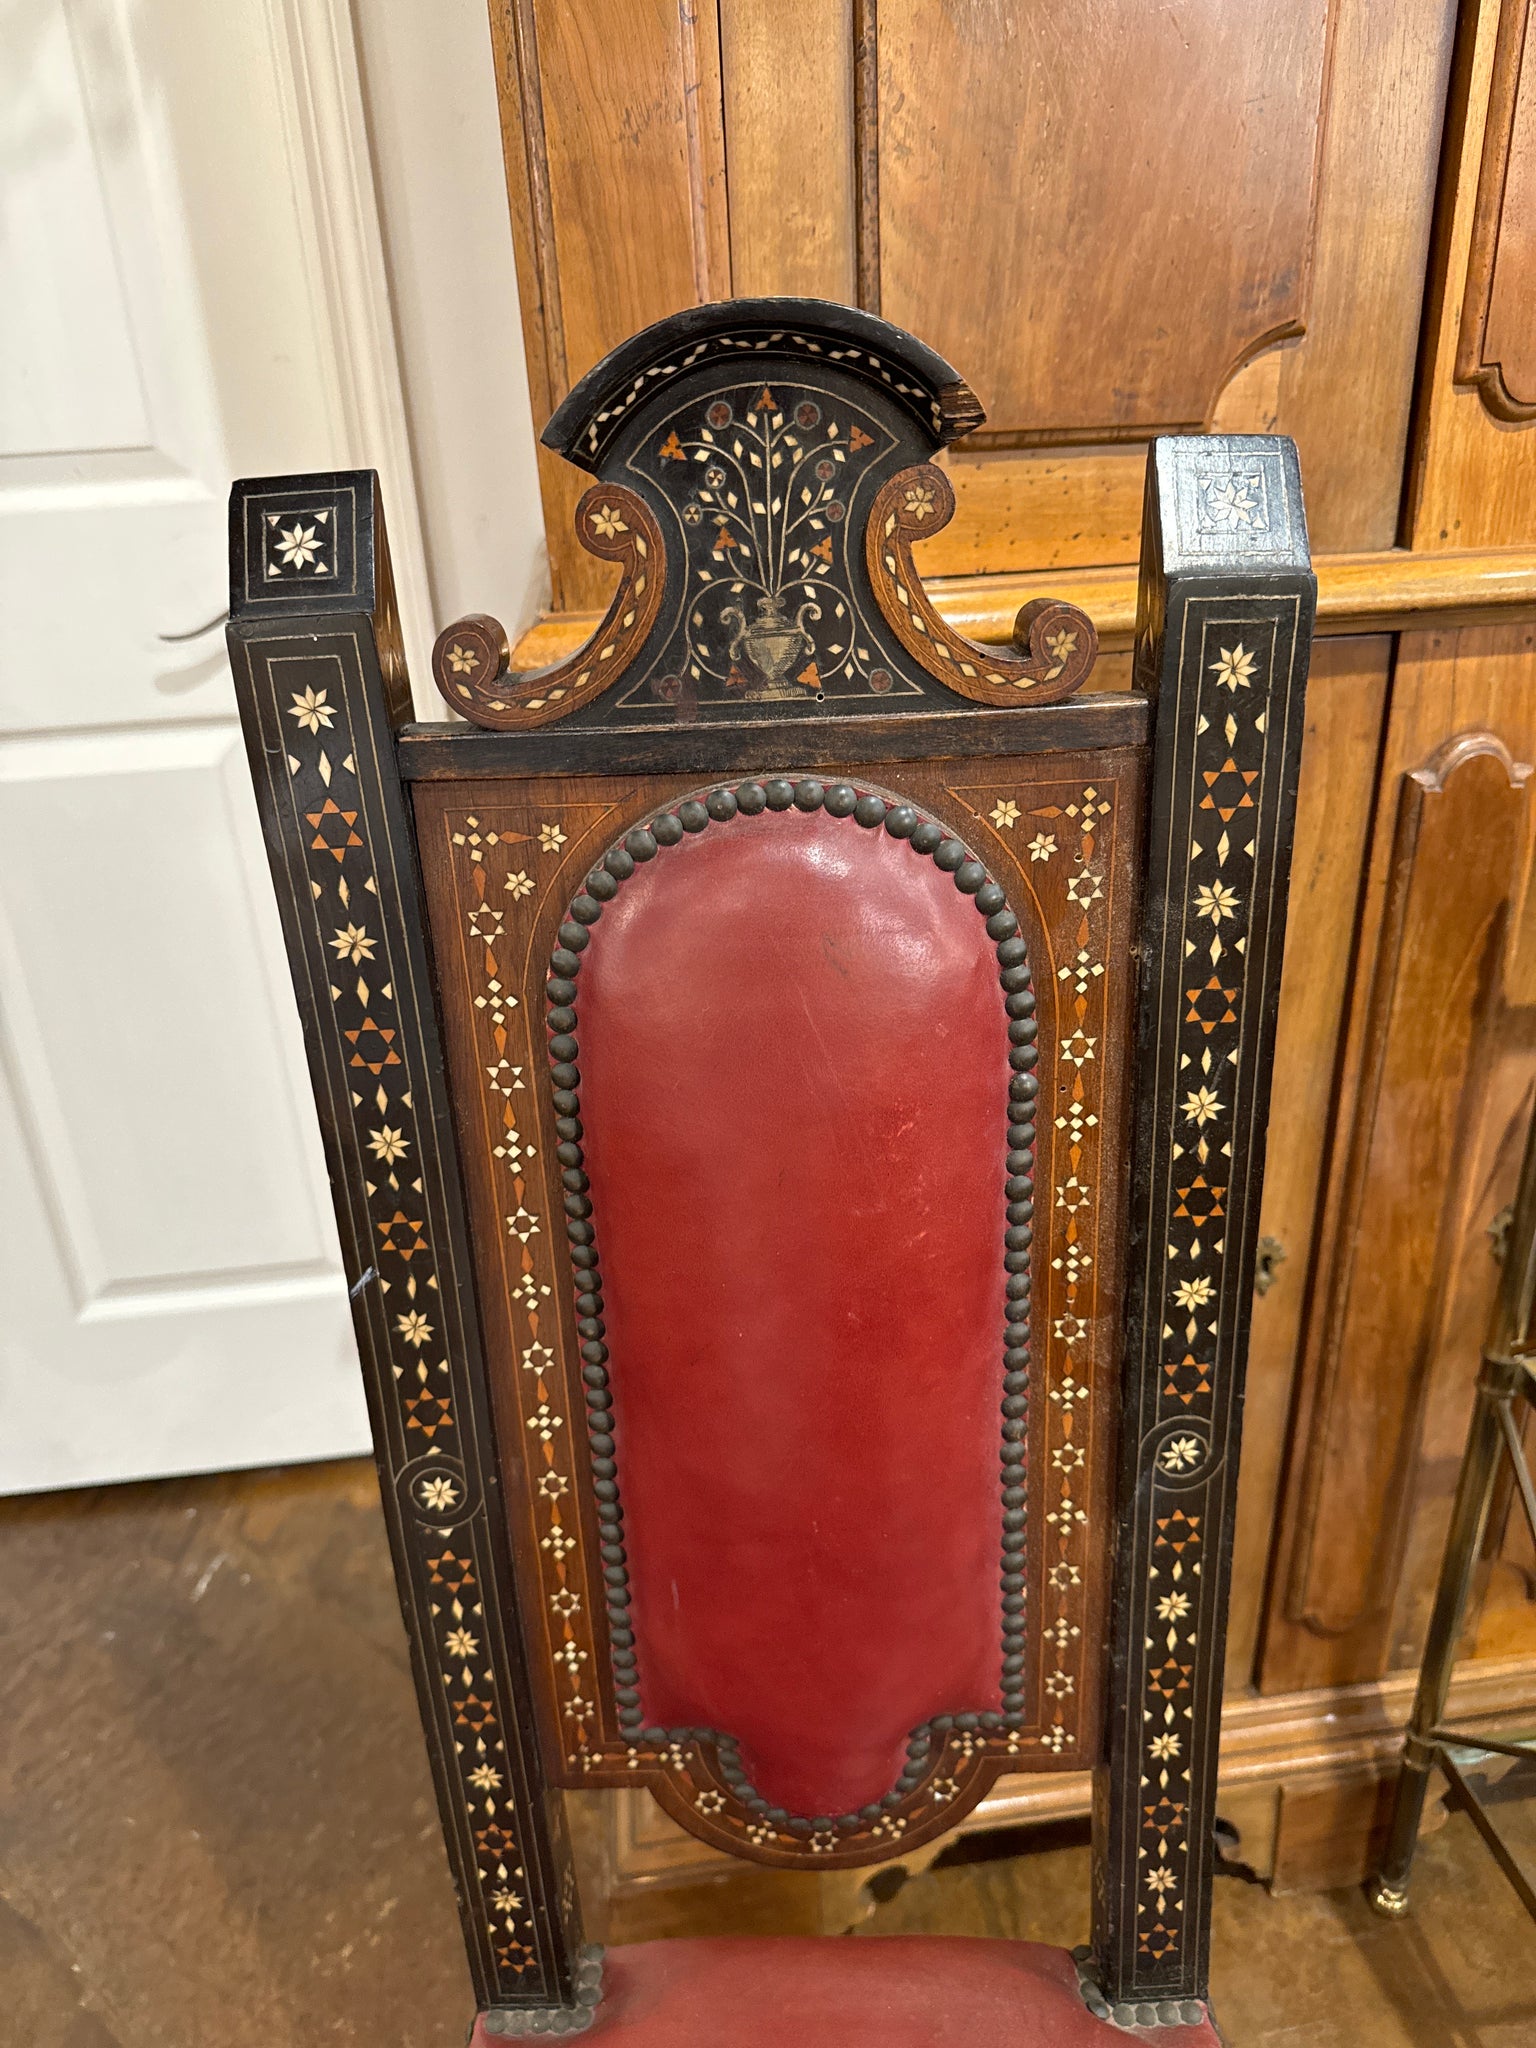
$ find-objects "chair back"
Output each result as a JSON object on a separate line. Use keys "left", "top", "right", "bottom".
{"left": 227, "top": 297, "right": 1315, "bottom": 2022}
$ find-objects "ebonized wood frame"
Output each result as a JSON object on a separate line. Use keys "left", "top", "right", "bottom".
{"left": 227, "top": 430, "right": 1311, "bottom": 2029}
{"left": 1092, "top": 437, "right": 1315, "bottom": 2012}
{"left": 226, "top": 473, "right": 586, "bottom": 2023}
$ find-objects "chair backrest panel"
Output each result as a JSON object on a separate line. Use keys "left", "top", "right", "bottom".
{"left": 412, "top": 742, "right": 1146, "bottom": 1865}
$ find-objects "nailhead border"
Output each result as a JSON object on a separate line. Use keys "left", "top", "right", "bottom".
{"left": 545, "top": 776, "right": 1036, "bottom": 1835}
{"left": 483, "top": 1947, "right": 606, "bottom": 2036}
{"left": 1071, "top": 1948, "right": 1208, "bottom": 2032}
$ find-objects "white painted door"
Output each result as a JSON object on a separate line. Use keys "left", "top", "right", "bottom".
{"left": 0, "top": 0, "right": 428, "bottom": 1490}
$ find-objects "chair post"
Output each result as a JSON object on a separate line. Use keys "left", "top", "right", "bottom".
{"left": 1091, "top": 438, "right": 1315, "bottom": 2019}
{"left": 225, "top": 474, "right": 591, "bottom": 2027}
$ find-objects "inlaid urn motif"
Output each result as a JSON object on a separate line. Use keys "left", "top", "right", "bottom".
{"left": 722, "top": 591, "right": 823, "bottom": 696}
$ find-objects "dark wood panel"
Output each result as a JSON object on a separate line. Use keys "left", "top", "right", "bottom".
{"left": 1095, "top": 438, "right": 1315, "bottom": 2006}
{"left": 227, "top": 472, "right": 588, "bottom": 2019}
{"left": 397, "top": 696, "right": 1150, "bottom": 780}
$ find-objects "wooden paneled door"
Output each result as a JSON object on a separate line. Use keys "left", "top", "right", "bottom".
{"left": 1248, "top": 0, "right": 1536, "bottom": 1878}
{"left": 489, "top": 0, "right": 1457, "bottom": 616}
{"left": 0, "top": 0, "right": 426, "bottom": 1490}
{"left": 1259, "top": 657, "right": 1536, "bottom": 1695}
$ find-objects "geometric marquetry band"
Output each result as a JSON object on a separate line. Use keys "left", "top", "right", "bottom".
{"left": 1094, "top": 435, "right": 1313, "bottom": 2011}
{"left": 228, "top": 467, "right": 587, "bottom": 2023}
{"left": 546, "top": 312, "right": 978, "bottom": 468}
{"left": 234, "top": 619, "right": 580, "bottom": 2008}
{"left": 546, "top": 774, "right": 1038, "bottom": 1856}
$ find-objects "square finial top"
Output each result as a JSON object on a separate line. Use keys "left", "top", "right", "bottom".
{"left": 228, "top": 471, "right": 377, "bottom": 619}
{"left": 1154, "top": 435, "right": 1310, "bottom": 575}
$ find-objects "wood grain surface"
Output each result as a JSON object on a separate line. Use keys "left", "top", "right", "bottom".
{"left": 1223, "top": 636, "right": 1393, "bottom": 1693}
{"left": 487, "top": 0, "right": 1458, "bottom": 600}
{"left": 1409, "top": 0, "right": 1536, "bottom": 550}
{"left": 1281, "top": 733, "right": 1531, "bottom": 1648}
{"left": 1262, "top": 622, "right": 1536, "bottom": 1696}
{"left": 505, "top": 542, "right": 1536, "bottom": 677}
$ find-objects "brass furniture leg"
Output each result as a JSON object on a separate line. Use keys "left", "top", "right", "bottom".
{"left": 1369, "top": 1102, "right": 1536, "bottom": 1918}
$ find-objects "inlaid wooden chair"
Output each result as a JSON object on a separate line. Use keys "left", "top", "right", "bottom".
{"left": 227, "top": 300, "right": 1314, "bottom": 2043}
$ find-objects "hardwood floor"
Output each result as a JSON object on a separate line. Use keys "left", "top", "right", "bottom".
{"left": 1, "top": 1458, "right": 1532, "bottom": 2046}
{"left": 0, "top": 1461, "right": 466, "bottom": 2048}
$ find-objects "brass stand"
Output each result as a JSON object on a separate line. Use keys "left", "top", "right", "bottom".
{"left": 1368, "top": 1103, "right": 1536, "bottom": 1919}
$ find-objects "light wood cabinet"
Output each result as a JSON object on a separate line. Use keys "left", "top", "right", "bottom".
{"left": 481, "top": 0, "right": 1536, "bottom": 1898}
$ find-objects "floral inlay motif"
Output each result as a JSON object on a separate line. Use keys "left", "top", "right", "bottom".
{"left": 636, "top": 384, "right": 897, "bottom": 703}
{"left": 1197, "top": 471, "right": 1267, "bottom": 533}
{"left": 1209, "top": 643, "right": 1257, "bottom": 691}
{"left": 1159, "top": 1436, "right": 1204, "bottom": 1473}
{"left": 1180, "top": 1085, "right": 1224, "bottom": 1129}
{"left": 330, "top": 922, "right": 376, "bottom": 964}
{"left": 274, "top": 521, "right": 324, "bottom": 570}
{"left": 288, "top": 685, "right": 336, "bottom": 734}
{"left": 1193, "top": 880, "right": 1240, "bottom": 925}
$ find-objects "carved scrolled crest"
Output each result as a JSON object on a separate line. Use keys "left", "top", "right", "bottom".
{"left": 430, "top": 298, "right": 1094, "bottom": 731}
{"left": 866, "top": 463, "right": 1097, "bottom": 704}
{"left": 432, "top": 486, "right": 664, "bottom": 726}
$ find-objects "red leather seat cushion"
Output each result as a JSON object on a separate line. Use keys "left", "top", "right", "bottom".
{"left": 468, "top": 1938, "right": 1221, "bottom": 2045}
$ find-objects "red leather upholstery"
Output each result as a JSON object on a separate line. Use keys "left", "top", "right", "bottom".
{"left": 577, "top": 810, "right": 1011, "bottom": 1816}
{"left": 468, "top": 1939, "right": 1222, "bottom": 2045}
